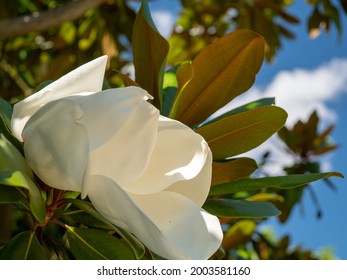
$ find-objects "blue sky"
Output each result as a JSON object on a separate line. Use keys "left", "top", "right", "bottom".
{"left": 134, "top": 0, "right": 347, "bottom": 259}
{"left": 255, "top": 1, "right": 347, "bottom": 260}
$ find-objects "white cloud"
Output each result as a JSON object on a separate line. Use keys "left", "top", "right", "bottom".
{"left": 212, "top": 58, "right": 347, "bottom": 175}
{"left": 217, "top": 58, "right": 347, "bottom": 127}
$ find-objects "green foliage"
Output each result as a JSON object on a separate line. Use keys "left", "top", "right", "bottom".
{"left": 278, "top": 111, "right": 338, "bottom": 158}
{"left": 222, "top": 220, "right": 256, "bottom": 251}
{"left": 170, "top": 30, "right": 264, "bottom": 126}
{"left": 270, "top": 111, "right": 341, "bottom": 222}
{"left": 211, "top": 158, "right": 257, "bottom": 186}
{"left": 196, "top": 106, "right": 287, "bottom": 159}
{"left": 0, "top": 135, "right": 45, "bottom": 223}
{"left": 209, "top": 172, "right": 343, "bottom": 195}
{"left": 1, "top": 0, "right": 345, "bottom": 102}
{"left": 203, "top": 199, "right": 281, "bottom": 218}
{"left": 250, "top": 232, "right": 318, "bottom": 260}
{"left": 168, "top": 0, "right": 300, "bottom": 62}
{"left": 0, "top": 98, "right": 23, "bottom": 153}
{"left": 206, "top": 98, "right": 276, "bottom": 124}
{"left": 0, "top": 99, "right": 12, "bottom": 127}
{"left": 0, "top": 230, "right": 47, "bottom": 260}
{"left": 0, "top": 0, "right": 344, "bottom": 260}
{"left": 132, "top": 0, "right": 169, "bottom": 110}
{"left": 68, "top": 199, "right": 145, "bottom": 259}
{"left": 307, "top": 0, "right": 343, "bottom": 39}
{"left": 66, "top": 226, "right": 134, "bottom": 260}
{"left": 0, "top": 186, "right": 24, "bottom": 203}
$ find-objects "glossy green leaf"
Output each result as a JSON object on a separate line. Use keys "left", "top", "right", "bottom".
{"left": 0, "top": 98, "right": 12, "bottom": 128}
{"left": 0, "top": 186, "right": 25, "bottom": 203}
{"left": 0, "top": 120, "right": 23, "bottom": 155}
{"left": 132, "top": 0, "right": 169, "bottom": 109}
{"left": 62, "top": 207, "right": 114, "bottom": 231}
{"left": 0, "top": 230, "right": 47, "bottom": 260}
{"left": 169, "top": 61, "right": 194, "bottom": 118}
{"left": 162, "top": 69, "right": 178, "bottom": 116}
{"left": 66, "top": 226, "right": 134, "bottom": 260}
{"left": 210, "top": 172, "right": 344, "bottom": 196}
{"left": 0, "top": 99, "right": 23, "bottom": 153}
{"left": 0, "top": 135, "right": 45, "bottom": 223}
{"left": 162, "top": 87, "right": 177, "bottom": 117}
{"left": 205, "top": 98, "right": 276, "bottom": 126}
{"left": 67, "top": 199, "right": 145, "bottom": 259}
{"left": 196, "top": 106, "right": 287, "bottom": 160}
{"left": 172, "top": 29, "right": 265, "bottom": 126}
{"left": 212, "top": 158, "right": 257, "bottom": 186}
{"left": 203, "top": 198, "right": 281, "bottom": 218}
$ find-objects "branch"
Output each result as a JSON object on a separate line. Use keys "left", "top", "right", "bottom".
{"left": 0, "top": 59, "right": 32, "bottom": 97}
{"left": 0, "top": 0, "right": 108, "bottom": 37}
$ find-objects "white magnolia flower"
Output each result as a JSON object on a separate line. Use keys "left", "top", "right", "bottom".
{"left": 11, "top": 56, "right": 223, "bottom": 259}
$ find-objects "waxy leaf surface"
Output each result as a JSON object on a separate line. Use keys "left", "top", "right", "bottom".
{"left": 203, "top": 198, "right": 281, "bottom": 218}
{"left": 68, "top": 199, "right": 145, "bottom": 259}
{"left": 0, "top": 136, "right": 45, "bottom": 223}
{"left": 210, "top": 172, "right": 343, "bottom": 196}
{"left": 196, "top": 106, "right": 287, "bottom": 160}
{"left": 132, "top": 0, "right": 169, "bottom": 109}
{"left": 0, "top": 231, "right": 47, "bottom": 259}
{"left": 212, "top": 158, "right": 257, "bottom": 186}
{"left": 173, "top": 29, "right": 264, "bottom": 126}
{"left": 67, "top": 226, "right": 135, "bottom": 260}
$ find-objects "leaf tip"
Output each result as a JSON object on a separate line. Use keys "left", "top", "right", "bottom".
{"left": 328, "top": 172, "right": 344, "bottom": 179}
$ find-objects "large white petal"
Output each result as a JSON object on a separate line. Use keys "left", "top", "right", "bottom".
{"left": 78, "top": 87, "right": 159, "bottom": 196}
{"left": 124, "top": 116, "right": 210, "bottom": 195}
{"left": 87, "top": 174, "right": 223, "bottom": 259}
{"left": 166, "top": 148, "right": 212, "bottom": 207}
{"left": 22, "top": 98, "right": 89, "bottom": 192}
{"left": 130, "top": 191, "right": 223, "bottom": 259}
{"left": 12, "top": 56, "right": 108, "bottom": 141}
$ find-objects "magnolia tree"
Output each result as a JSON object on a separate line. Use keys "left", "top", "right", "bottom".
{"left": 0, "top": 1, "right": 343, "bottom": 260}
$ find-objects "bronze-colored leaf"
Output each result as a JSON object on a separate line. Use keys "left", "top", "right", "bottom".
{"left": 172, "top": 29, "right": 264, "bottom": 126}
{"left": 196, "top": 106, "right": 287, "bottom": 160}
{"left": 212, "top": 158, "right": 257, "bottom": 186}
{"left": 132, "top": 0, "right": 169, "bottom": 109}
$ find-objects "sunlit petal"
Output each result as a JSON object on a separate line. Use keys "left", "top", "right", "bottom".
{"left": 22, "top": 98, "right": 89, "bottom": 192}
{"left": 87, "top": 174, "right": 223, "bottom": 259}
{"left": 124, "top": 116, "right": 209, "bottom": 195}
{"left": 166, "top": 148, "right": 212, "bottom": 207}
{"left": 12, "top": 56, "right": 107, "bottom": 141}
{"left": 78, "top": 87, "right": 159, "bottom": 196}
